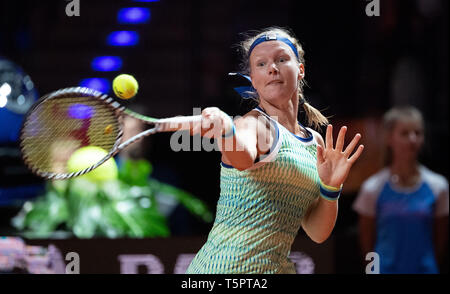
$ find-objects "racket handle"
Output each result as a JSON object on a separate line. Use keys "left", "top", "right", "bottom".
{"left": 157, "top": 115, "right": 202, "bottom": 132}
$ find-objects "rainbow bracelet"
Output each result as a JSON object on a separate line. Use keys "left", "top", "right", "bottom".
{"left": 319, "top": 179, "right": 343, "bottom": 201}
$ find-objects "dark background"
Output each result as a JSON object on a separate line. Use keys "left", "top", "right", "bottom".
{"left": 0, "top": 0, "right": 448, "bottom": 273}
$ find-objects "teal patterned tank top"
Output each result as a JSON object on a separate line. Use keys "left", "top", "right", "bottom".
{"left": 186, "top": 108, "right": 320, "bottom": 274}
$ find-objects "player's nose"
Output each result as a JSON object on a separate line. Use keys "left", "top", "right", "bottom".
{"left": 268, "top": 62, "right": 279, "bottom": 75}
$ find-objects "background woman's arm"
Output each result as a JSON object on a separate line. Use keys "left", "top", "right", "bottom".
{"left": 434, "top": 215, "right": 448, "bottom": 267}
{"left": 358, "top": 215, "right": 376, "bottom": 257}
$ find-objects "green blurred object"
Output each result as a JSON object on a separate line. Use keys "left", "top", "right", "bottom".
{"left": 66, "top": 146, "right": 119, "bottom": 183}
{"left": 12, "top": 159, "right": 213, "bottom": 239}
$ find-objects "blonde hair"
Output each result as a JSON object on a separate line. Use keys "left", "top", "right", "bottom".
{"left": 381, "top": 105, "right": 425, "bottom": 165}
{"left": 238, "top": 26, "right": 328, "bottom": 130}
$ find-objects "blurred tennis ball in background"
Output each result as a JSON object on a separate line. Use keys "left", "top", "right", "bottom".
{"left": 113, "top": 74, "right": 138, "bottom": 99}
{"left": 67, "top": 146, "right": 118, "bottom": 182}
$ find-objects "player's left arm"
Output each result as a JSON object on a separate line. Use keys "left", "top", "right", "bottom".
{"left": 434, "top": 215, "right": 448, "bottom": 266}
{"left": 302, "top": 125, "right": 364, "bottom": 244}
{"left": 434, "top": 188, "right": 449, "bottom": 266}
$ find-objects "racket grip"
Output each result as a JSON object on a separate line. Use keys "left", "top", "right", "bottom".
{"left": 158, "top": 115, "right": 202, "bottom": 132}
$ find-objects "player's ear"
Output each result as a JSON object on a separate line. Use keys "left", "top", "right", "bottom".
{"left": 298, "top": 63, "right": 305, "bottom": 80}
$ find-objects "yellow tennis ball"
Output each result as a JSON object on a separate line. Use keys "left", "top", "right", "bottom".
{"left": 113, "top": 74, "right": 138, "bottom": 99}
{"left": 67, "top": 146, "right": 118, "bottom": 182}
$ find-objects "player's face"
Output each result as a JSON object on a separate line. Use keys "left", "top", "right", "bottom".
{"left": 389, "top": 118, "right": 424, "bottom": 161}
{"left": 249, "top": 41, "right": 303, "bottom": 104}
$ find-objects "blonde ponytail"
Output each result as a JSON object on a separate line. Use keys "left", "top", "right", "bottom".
{"left": 301, "top": 99, "right": 328, "bottom": 130}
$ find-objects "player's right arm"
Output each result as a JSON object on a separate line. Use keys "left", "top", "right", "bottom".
{"left": 191, "top": 107, "right": 271, "bottom": 171}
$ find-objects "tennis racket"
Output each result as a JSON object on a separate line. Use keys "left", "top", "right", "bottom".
{"left": 19, "top": 87, "right": 201, "bottom": 180}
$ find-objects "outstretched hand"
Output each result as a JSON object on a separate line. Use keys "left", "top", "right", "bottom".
{"left": 316, "top": 125, "right": 364, "bottom": 188}
{"left": 190, "top": 107, "right": 233, "bottom": 138}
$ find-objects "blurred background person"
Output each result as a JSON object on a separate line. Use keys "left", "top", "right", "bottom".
{"left": 353, "top": 106, "right": 448, "bottom": 274}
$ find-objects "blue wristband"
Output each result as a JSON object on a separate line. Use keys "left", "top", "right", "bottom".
{"left": 222, "top": 115, "right": 236, "bottom": 138}
{"left": 319, "top": 180, "right": 342, "bottom": 201}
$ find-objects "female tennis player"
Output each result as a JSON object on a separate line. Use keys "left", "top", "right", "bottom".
{"left": 186, "top": 27, "right": 364, "bottom": 274}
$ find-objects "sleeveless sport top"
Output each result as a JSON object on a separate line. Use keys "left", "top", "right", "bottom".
{"left": 186, "top": 107, "right": 320, "bottom": 273}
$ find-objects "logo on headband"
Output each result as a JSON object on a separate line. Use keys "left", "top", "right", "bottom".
{"left": 265, "top": 33, "right": 278, "bottom": 41}
{"left": 248, "top": 34, "right": 299, "bottom": 59}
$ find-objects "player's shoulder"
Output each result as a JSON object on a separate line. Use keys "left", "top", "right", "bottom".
{"left": 238, "top": 108, "right": 260, "bottom": 120}
{"left": 306, "top": 127, "right": 324, "bottom": 147}
{"left": 420, "top": 165, "right": 449, "bottom": 191}
{"left": 234, "top": 109, "right": 268, "bottom": 128}
{"left": 361, "top": 168, "right": 391, "bottom": 193}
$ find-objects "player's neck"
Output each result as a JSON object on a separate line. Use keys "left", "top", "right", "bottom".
{"left": 259, "top": 97, "right": 301, "bottom": 135}
{"left": 389, "top": 161, "right": 421, "bottom": 186}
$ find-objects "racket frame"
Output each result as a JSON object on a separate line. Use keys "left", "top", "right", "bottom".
{"left": 19, "top": 87, "right": 190, "bottom": 180}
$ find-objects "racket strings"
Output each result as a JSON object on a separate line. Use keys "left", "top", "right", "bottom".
{"left": 21, "top": 96, "right": 120, "bottom": 174}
